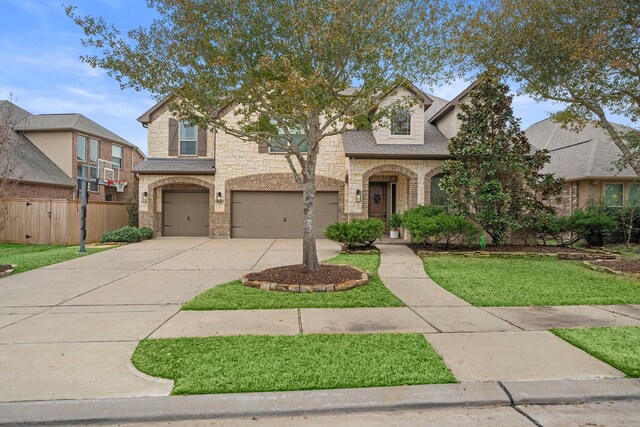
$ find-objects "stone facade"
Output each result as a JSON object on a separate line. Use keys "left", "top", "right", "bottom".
{"left": 138, "top": 174, "right": 216, "bottom": 237}
{"left": 138, "top": 97, "right": 447, "bottom": 238}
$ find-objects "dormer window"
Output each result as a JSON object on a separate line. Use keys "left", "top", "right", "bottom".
{"left": 179, "top": 120, "right": 197, "bottom": 156}
{"left": 391, "top": 110, "right": 411, "bottom": 135}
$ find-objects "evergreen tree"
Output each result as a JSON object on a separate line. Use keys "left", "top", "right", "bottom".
{"left": 441, "top": 73, "right": 564, "bottom": 245}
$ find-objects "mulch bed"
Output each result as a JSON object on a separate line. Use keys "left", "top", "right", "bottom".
{"left": 407, "top": 244, "right": 590, "bottom": 255}
{"left": 244, "top": 264, "right": 364, "bottom": 286}
{"left": 591, "top": 260, "right": 640, "bottom": 274}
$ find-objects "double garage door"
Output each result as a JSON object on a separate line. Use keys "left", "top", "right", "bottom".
{"left": 232, "top": 191, "right": 338, "bottom": 238}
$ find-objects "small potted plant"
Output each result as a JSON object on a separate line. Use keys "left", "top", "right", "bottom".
{"left": 389, "top": 212, "right": 403, "bottom": 239}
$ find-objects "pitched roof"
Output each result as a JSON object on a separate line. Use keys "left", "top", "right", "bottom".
{"left": 428, "top": 80, "right": 480, "bottom": 124}
{"left": 13, "top": 113, "right": 135, "bottom": 148}
{"left": 0, "top": 102, "right": 75, "bottom": 187}
{"left": 526, "top": 118, "right": 637, "bottom": 180}
{"left": 133, "top": 158, "right": 216, "bottom": 174}
{"left": 343, "top": 99, "right": 450, "bottom": 159}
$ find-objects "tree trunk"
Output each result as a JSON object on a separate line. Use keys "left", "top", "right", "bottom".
{"left": 596, "top": 110, "right": 640, "bottom": 176}
{"left": 302, "top": 172, "right": 320, "bottom": 271}
{"left": 301, "top": 114, "right": 321, "bottom": 272}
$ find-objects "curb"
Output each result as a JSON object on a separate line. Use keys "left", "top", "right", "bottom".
{"left": 1, "top": 379, "right": 639, "bottom": 425}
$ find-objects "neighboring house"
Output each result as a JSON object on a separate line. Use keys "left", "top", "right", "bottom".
{"left": 3, "top": 101, "right": 145, "bottom": 202}
{"left": 1, "top": 101, "right": 76, "bottom": 198}
{"left": 526, "top": 118, "right": 639, "bottom": 215}
{"left": 134, "top": 82, "right": 465, "bottom": 238}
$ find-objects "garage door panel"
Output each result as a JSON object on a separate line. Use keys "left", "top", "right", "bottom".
{"left": 163, "top": 191, "right": 209, "bottom": 236}
{"left": 232, "top": 191, "right": 337, "bottom": 238}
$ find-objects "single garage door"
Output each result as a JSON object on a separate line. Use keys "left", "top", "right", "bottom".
{"left": 232, "top": 191, "right": 338, "bottom": 238}
{"left": 163, "top": 191, "right": 209, "bottom": 236}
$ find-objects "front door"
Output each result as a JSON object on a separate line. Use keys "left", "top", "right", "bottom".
{"left": 368, "top": 183, "right": 387, "bottom": 227}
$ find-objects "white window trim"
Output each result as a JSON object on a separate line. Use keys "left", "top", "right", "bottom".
{"left": 179, "top": 121, "right": 198, "bottom": 156}
{"left": 390, "top": 110, "right": 412, "bottom": 136}
{"left": 112, "top": 144, "right": 123, "bottom": 169}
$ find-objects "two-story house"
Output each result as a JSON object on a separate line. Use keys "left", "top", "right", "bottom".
{"left": 4, "top": 101, "right": 145, "bottom": 202}
{"left": 133, "top": 81, "right": 476, "bottom": 238}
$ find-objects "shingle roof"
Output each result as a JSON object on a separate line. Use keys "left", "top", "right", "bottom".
{"left": 526, "top": 118, "right": 637, "bottom": 180}
{"left": 428, "top": 80, "right": 480, "bottom": 124}
{"left": 13, "top": 113, "right": 134, "bottom": 147}
{"left": 0, "top": 102, "right": 75, "bottom": 187}
{"left": 133, "top": 158, "right": 216, "bottom": 174}
{"left": 343, "top": 99, "right": 450, "bottom": 159}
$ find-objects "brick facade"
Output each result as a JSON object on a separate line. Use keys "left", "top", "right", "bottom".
{"left": 5, "top": 182, "right": 74, "bottom": 200}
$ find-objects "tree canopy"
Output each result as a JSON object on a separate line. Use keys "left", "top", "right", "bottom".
{"left": 440, "top": 73, "right": 564, "bottom": 245}
{"left": 458, "top": 0, "right": 640, "bottom": 174}
{"left": 66, "top": 0, "right": 454, "bottom": 269}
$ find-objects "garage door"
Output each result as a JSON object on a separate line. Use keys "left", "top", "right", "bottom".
{"left": 163, "top": 191, "right": 209, "bottom": 236}
{"left": 232, "top": 191, "right": 338, "bottom": 238}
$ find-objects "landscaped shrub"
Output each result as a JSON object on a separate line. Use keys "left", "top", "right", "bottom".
{"left": 100, "top": 226, "right": 143, "bottom": 243}
{"left": 402, "top": 205, "right": 479, "bottom": 248}
{"left": 568, "top": 209, "right": 617, "bottom": 246}
{"left": 325, "top": 218, "right": 385, "bottom": 248}
{"left": 524, "top": 212, "right": 573, "bottom": 245}
{"left": 139, "top": 227, "right": 154, "bottom": 240}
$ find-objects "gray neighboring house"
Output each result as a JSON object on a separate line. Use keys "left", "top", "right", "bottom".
{"left": 526, "top": 118, "right": 638, "bottom": 215}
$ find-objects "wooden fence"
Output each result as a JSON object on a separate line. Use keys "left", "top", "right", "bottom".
{"left": 0, "top": 199, "right": 128, "bottom": 245}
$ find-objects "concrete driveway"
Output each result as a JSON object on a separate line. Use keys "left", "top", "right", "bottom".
{"left": 0, "top": 238, "right": 340, "bottom": 402}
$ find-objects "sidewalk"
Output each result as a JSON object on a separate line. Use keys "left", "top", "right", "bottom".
{"left": 151, "top": 244, "right": 638, "bottom": 382}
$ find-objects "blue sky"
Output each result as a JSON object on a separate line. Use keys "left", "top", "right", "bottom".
{"left": 0, "top": 1, "right": 632, "bottom": 155}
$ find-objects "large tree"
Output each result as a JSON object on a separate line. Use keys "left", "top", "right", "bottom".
{"left": 0, "top": 99, "right": 22, "bottom": 232}
{"left": 458, "top": 0, "right": 640, "bottom": 173}
{"left": 440, "top": 73, "right": 564, "bottom": 245}
{"left": 67, "top": 0, "right": 452, "bottom": 271}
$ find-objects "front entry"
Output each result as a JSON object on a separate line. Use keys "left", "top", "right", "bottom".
{"left": 368, "top": 183, "right": 387, "bottom": 226}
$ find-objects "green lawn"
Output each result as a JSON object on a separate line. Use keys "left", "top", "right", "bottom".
{"left": 422, "top": 256, "right": 640, "bottom": 306}
{"left": 183, "top": 253, "right": 403, "bottom": 310}
{"left": 553, "top": 327, "right": 640, "bottom": 377}
{"left": 0, "top": 243, "right": 112, "bottom": 274}
{"left": 132, "top": 333, "right": 456, "bottom": 395}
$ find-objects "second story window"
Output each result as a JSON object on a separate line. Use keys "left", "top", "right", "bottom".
{"left": 179, "top": 120, "right": 197, "bottom": 156}
{"left": 270, "top": 129, "right": 308, "bottom": 153}
{"left": 112, "top": 145, "right": 123, "bottom": 169}
{"left": 391, "top": 110, "right": 411, "bottom": 135}
{"left": 77, "top": 135, "right": 87, "bottom": 161}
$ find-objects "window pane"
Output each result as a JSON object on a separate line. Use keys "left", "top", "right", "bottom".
{"left": 180, "top": 140, "right": 197, "bottom": 155}
{"left": 90, "top": 139, "right": 99, "bottom": 163}
{"left": 180, "top": 121, "right": 197, "bottom": 140}
{"left": 431, "top": 174, "right": 447, "bottom": 205}
{"left": 270, "top": 134, "right": 308, "bottom": 153}
{"left": 604, "top": 184, "right": 623, "bottom": 207}
{"left": 630, "top": 184, "right": 640, "bottom": 206}
{"left": 77, "top": 136, "right": 87, "bottom": 161}
{"left": 112, "top": 145, "right": 123, "bottom": 168}
{"left": 391, "top": 110, "right": 411, "bottom": 135}
{"left": 89, "top": 167, "right": 98, "bottom": 192}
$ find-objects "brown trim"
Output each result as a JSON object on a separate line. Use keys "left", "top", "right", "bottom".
{"left": 168, "top": 118, "right": 179, "bottom": 156}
